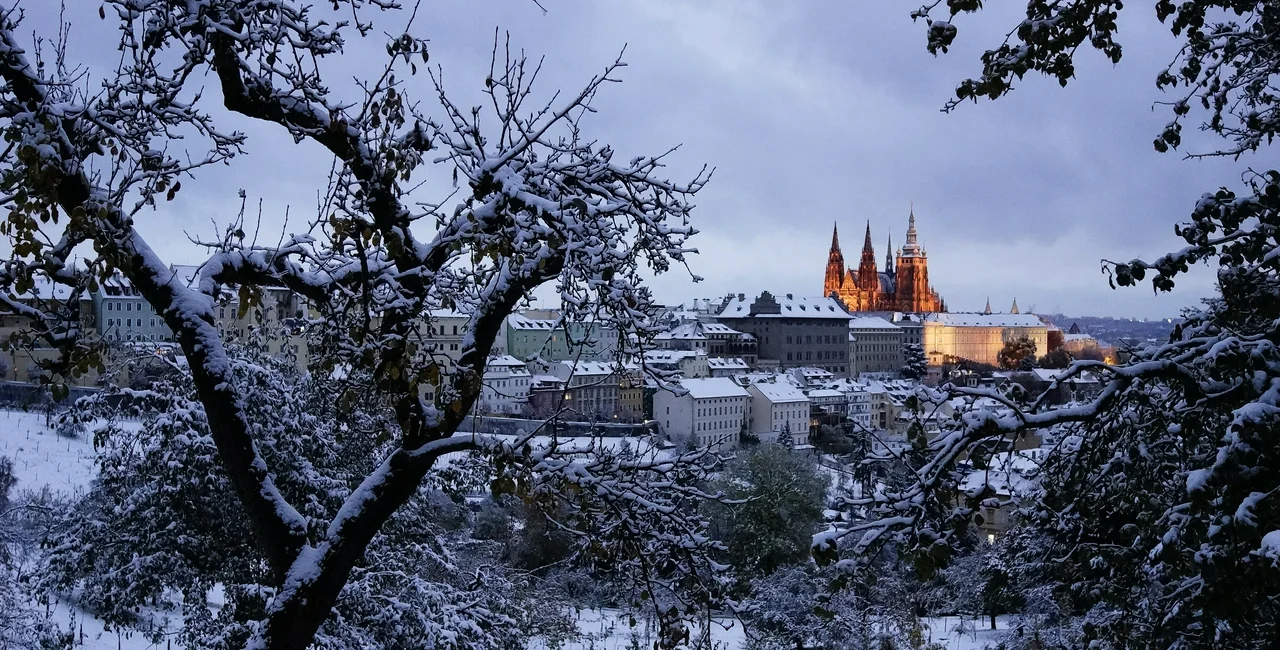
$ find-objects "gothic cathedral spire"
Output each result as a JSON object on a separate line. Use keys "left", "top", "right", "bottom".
{"left": 885, "top": 232, "right": 894, "bottom": 274}
{"left": 856, "top": 220, "right": 879, "bottom": 295}
{"left": 901, "top": 203, "right": 922, "bottom": 257}
{"left": 823, "top": 222, "right": 845, "bottom": 297}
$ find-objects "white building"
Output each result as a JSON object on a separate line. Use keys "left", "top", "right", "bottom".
{"left": 653, "top": 377, "right": 750, "bottom": 448}
{"left": 747, "top": 380, "right": 811, "bottom": 447}
{"left": 922, "top": 313, "right": 1049, "bottom": 368}
{"left": 848, "top": 316, "right": 904, "bottom": 375}
{"left": 478, "top": 355, "right": 531, "bottom": 415}
{"left": 643, "top": 349, "right": 709, "bottom": 379}
{"left": 549, "top": 360, "right": 620, "bottom": 419}
{"left": 420, "top": 311, "right": 471, "bottom": 368}
{"left": 92, "top": 272, "right": 173, "bottom": 343}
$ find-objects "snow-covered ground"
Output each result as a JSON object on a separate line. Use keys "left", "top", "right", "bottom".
{"left": 0, "top": 409, "right": 100, "bottom": 496}
{"left": 1, "top": 408, "right": 1011, "bottom": 649}
{"left": 923, "top": 616, "right": 1013, "bottom": 650}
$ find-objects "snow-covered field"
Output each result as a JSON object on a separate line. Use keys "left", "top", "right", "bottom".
{"left": 0, "top": 409, "right": 102, "bottom": 496}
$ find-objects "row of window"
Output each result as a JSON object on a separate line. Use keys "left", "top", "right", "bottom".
{"left": 105, "top": 301, "right": 152, "bottom": 313}
{"left": 105, "top": 317, "right": 157, "bottom": 329}
{"left": 698, "top": 404, "right": 743, "bottom": 417}
{"left": 785, "top": 334, "right": 846, "bottom": 345}
{"left": 697, "top": 420, "right": 737, "bottom": 431}
{"left": 787, "top": 350, "right": 846, "bottom": 361}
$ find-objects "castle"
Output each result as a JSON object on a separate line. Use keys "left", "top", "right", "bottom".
{"left": 823, "top": 208, "right": 946, "bottom": 313}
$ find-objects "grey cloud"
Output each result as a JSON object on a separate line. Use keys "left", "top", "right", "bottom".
{"left": 27, "top": 0, "right": 1243, "bottom": 318}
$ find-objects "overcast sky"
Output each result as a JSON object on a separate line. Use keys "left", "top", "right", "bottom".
{"left": 27, "top": 0, "right": 1262, "bottom": 319}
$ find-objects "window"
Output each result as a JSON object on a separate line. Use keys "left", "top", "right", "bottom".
{"left": 107, "top": 303, "right": 113, "bottom": 311}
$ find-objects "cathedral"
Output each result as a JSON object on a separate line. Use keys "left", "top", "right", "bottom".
{"left": 823, "top": 208, "right": 946, "bottom": 313}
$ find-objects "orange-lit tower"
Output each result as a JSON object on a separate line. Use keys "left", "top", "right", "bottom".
{"left": 893, "top": 207, "right": 943, "bottom": 312}
{"left": 823, "top": 222, "right": 845, "bottom": 298}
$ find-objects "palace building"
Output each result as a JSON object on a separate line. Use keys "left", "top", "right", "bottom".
{"left": 823, "top": 208, "right": 946, "bottom": 313}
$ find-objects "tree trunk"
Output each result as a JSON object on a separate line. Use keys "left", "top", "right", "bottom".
{"left": 990, "top": 612, "right": 997, "bottom": 630}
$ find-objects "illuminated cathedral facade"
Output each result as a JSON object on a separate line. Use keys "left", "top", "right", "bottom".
{"left": 823, "top": 209, "right": 946, "bottom": 313}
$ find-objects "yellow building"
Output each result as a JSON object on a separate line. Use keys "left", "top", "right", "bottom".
{"left": 923, "top": 313, "right": 1049, "bottom": 368}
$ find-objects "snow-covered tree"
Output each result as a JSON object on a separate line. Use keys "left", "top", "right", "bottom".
{"left": 738, "top": 563, "right": 918, "bottom": 650}
{"left": 0, "top": 457, "right": 65, "bottom": 649}
{"left": 901, "top": 342, "right": 928, "bottom": 379}
{"left": 0, "top": 2, "right": 722, "bottom": 647}
{"left": 1037, "top": 348, "right": 1073, "bottom": 370}
{"left": 817, "top": 4, "right": 1280, "bottom": 649}
{"left": 998, "top": 336, "right": 1037, "bottom": 370}
{"left": 706, "top": 443, "right": 828, "bottom": 582}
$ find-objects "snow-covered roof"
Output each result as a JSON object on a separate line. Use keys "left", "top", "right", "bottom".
{"left": 925, "top": 313, "right": 1046, "bottom": 328}
{"left": 487, "top": 355, "right": 528, "bottom": 369}
{"left": 644, "top": 349, "right": 705, "bottom": 363}
{"left": 508, "top": 314, "right": 558, "bottom": 330}
{"left": 806, "top": 389, "right": 846, "bottom": 399}
{"left": 791, "top": 367, "right": 835, "bottom": 380}
{"left": 706, "top": 357, "right": 748, "bottom": 370}
{"left": 718, "top": 294, "right": 851, "bottom": 319}
{"left": 750, "top": 381, "right": 809, "bottom": 404}
{"left": 427, "top": 309, "right": 472, "bottom": 320}
{"left": 677, "top": 377, "right": 750, "bottom": 400}
{"left": 848, "top": 316, "right": 899, "bottom": 330}
{"left": 823, "top": 378, "right": 870, "bottom": 394}
{"left": 1064, "top": 333, "right": 1096, "bottom": 342}
{"left": 654, "top": 322, "right": 708, "bottom": 340}
{"left": 702, "top": 323, "right": 741, "bottom": 335}
{"left": 558, "top": 360, "right": 616, "bottom": 377}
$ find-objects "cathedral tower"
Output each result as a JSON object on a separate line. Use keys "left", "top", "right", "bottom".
{"left": 893, "top": 206, "right": 942, "bottom": 313}
{"left": 856, "top": 221, "right": 879, "bottom": 296}
{"left": 885, "top": 232, "right": 894, "bottom": 275}
{"left": 823, "top": 223, "right": 845, "bottom": 297}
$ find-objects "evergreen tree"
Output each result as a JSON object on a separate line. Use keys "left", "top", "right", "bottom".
{"left": 706, "top": 443, "right": 828, "bottom": 582}
{"left": 998, "top": 336, "right": 1038, "bottom": 370}
{"left": 1038, "top": 348, "right": 1073, "bottom": 370}
{"left": 902, "top": 342, "right": 928, "bottom": 379}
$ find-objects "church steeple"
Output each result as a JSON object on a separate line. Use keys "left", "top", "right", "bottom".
{"left": 823, "top": 222, "right": 845, "bottom": 297}
{"left": 885, "top": 232, "right": 894, "bottom": 274}
{"left": 856, "top": 220, "right": 879, "bottom": 294}
{"left": 983, "top": 297, "right": 992, "bottom": 314}
{"left": 901, "top": 204, "right": 923, "bottom": 257}
{"left": 1010, "top": 298, "right": 1020, "bottom": 314}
